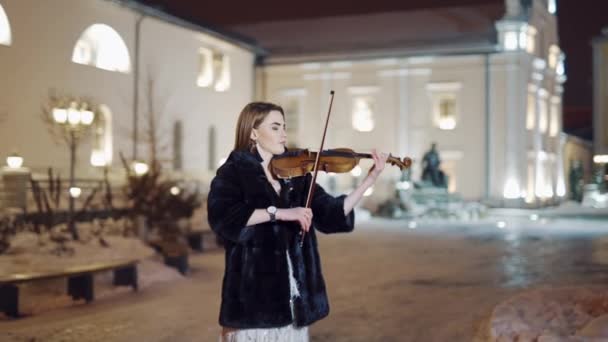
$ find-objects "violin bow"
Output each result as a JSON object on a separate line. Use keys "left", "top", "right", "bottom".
{"left": 301, "top": 90, "right": 335, "bottom": 247}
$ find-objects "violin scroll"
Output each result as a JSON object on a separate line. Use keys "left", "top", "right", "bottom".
{"left": 386, "top": 154, "right": 412, "bottom": 171}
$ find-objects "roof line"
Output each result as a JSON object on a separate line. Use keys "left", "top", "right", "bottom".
{"left": 105, "top": 0, "right": 267, "bottom": 55}
{"left": 262, "top": 40, "right": 501, "bottom": 65}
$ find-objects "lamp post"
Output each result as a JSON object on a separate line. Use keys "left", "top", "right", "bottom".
{"left": 51, "top": 101, "right": 95, "bottom": 240}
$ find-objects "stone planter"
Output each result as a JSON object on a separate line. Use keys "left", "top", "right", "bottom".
{"left": 159, "top": 240, "right": 189, "bottom": 275}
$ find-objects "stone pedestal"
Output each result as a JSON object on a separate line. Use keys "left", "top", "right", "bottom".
{"left": 1, "top": 167, "right": 31, "bottom": 209}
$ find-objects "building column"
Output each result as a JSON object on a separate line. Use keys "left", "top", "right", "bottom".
{"left": 532, "top": 59, "right": 546, "bottom": 205}
{"left": 554, "top": 76, "right": 567, "bottom": 199}
{"left": 501, "top": 52, "right": 527, "bottom": 203}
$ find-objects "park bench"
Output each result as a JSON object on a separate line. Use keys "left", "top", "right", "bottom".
{"left": 0, "top": 259, "right": 138, "bottom": 318}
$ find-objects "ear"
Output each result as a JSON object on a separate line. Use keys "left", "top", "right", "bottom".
{"left": 250, "top": 129, "right": 258, "bottom": 140}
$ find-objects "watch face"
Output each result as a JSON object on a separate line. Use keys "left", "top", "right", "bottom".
{"left": 268, "top": 206, "right": 277, "bottom": 214}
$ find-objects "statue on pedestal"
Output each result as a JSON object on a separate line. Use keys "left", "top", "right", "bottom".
{"left": 569, "top": 159, "right": 584, "bottom": 202}
{"left": 421, "top": 143, "right": 447, "bottom": 188}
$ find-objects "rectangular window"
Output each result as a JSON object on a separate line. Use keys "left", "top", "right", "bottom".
{"left": 283, "top": 97, "right": 300, "bottom": 146}
{"left": 197, "top": 48, "right": 213, "bottom": 87}
{"left": 352, "top": 96, "right": 375, "bottom": 132}
{"left": 437, "top": 96, "right": 456, "bottom": 130}
{"left": 279, "top": 88, "right": 306, "bottom": 148}
{"left": 214, "top": 53, "right": 231, "bottom": 92}
{"left": 348, "top": 86, "right": 379, "bottom": 133}
{"left": 427, "top": 82, "right": 461, "bottom": 131}
{"left": 526, "top": 26, "right": 537, "bottom": 54}
{"left": 504, "top": 31, "right": 518, "bottom": 51}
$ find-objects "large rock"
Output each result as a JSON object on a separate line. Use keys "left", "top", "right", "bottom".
{"left": 488, "top": 287, "right": 608, "bottom": 341}
{"left": 576, "top": 314, "right": 608, "bottom": 338}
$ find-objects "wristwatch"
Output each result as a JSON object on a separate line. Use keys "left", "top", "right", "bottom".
{"left": 266, "top": 205, "right": 277, "bottom": 222}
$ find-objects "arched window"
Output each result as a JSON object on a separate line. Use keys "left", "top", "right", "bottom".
{"left": 0, "top": 4, "right": 12, "bottom": 46}
{"left": 72, "top": 24, "right": 130, "bottom": 73}
{"left": 90, "top": 105, "right": 113, "bottom": 167}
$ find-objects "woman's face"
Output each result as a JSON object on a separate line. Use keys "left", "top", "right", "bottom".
{"left": 251, "top": 110, "right": 287, "bottom": 155}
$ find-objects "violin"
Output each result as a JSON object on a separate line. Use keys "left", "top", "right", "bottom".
{"left": 270, "top": 148, "right": 412, "bottom": 179}
{"left": 285, "top": 90, "right": 412, "bottom": 247}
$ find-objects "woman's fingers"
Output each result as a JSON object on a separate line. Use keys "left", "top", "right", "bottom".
{"left": 305, "top": 213, "right": 311, "bottom": 232}
{"left": 281, "top": 207, "right": 313, "bottom": 232}
{"left": 301, "top": 208, "right": 312, "bottom": 232}
{"left": 300, "top": 218, "right": 307, "bottom": 232}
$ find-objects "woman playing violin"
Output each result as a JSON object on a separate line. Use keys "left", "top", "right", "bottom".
{"left": 207, "top": 101, "right": 388, "bottom": 341}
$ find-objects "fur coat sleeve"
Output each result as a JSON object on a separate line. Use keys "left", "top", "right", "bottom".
{"left": 207, "top": 160, "right": 256, "bottom": 243}
{"left": 307, "top": 176, "right": 355, "bottom": 234}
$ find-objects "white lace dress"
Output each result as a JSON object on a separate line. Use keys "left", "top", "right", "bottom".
{"left": 220, "top": 250, "right": 309, "bottom": 342}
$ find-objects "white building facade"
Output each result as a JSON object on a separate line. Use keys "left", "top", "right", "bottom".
{"left": 238, "top": 0, "right": 566, "bottom": 206}
{"left": 0, "top": 0, "right": 259, "bottom": 182}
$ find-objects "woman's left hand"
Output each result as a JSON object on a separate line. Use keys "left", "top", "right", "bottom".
{"left": 367, "top": 148, "right": 388, "bottom": 180}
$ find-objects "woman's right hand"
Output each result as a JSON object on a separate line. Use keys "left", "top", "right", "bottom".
{"left": 276, "top": 207, "right": 313, "bottom": 233}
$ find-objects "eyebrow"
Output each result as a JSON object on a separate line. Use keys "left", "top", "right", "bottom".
{"left": 270, "top": 122, "right": 285, "bottom": 126}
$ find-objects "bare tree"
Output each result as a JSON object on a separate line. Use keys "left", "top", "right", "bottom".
{"left": 119, "top": 68, "right": 176, "bottom": 169}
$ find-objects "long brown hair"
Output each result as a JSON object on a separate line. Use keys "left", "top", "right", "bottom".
{"left": 233, "top": 102, "right": 284, "bottom": 151}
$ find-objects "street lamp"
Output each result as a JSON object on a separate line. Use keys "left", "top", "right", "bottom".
{"left": 51, "top": 100, "right": 96, "bottom": 240}
{"left": 6, "top": 152, "right": 23, "bottom": 169}
{"left": 132, "top": 160, "right": 149, "bottom": 176}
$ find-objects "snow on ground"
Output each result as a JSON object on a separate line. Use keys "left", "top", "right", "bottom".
{"left": 1, "top": 206, "right": 608, "bottom": 341}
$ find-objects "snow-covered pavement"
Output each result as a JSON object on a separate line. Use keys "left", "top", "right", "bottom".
{"left": 2, "top": 215, "right": 608, "bottom": 341}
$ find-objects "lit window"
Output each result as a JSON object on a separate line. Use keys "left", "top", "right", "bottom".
{"left": 437, "top": 97, "right": 457, "bottom": 130}
{"left": 519, "top": 29, "right": 528, "bottom": 50}
{"left": 352, "top": 96, "right": 375, "bottom": 132}
{"left": 548, "top": 0, "right": 557, "bottom": 14}
{"left": 197, "top": 48, "right": 213, "bottom": 87}
{"left": 214, "top": 53, "right": 230, "bottom": 92}
{"left": 548, "top": 45, "right": 560, "bottom": 69}
{"left": 556, "top": 55, "right": 565, "bottom": 76}
{"left": 525, "top": 26, "right": 537, "bottom": 54}
{"left": 427, "top": 83, "right": 460, "bottom": 130}
{"left": 72, "top": 24, "right": 131, "bottom": 73}
{"left": 504, "top": 31, "right": 519, "bottom": 51}
{"left": 499, "top": 23, "right": 535, "bottom": 53}
{"left": 0, "top": 4, "right": 11, "bottom": 46}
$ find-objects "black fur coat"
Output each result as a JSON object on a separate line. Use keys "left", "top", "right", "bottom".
{"left": 207, "top": 149, "right": 355, "bottom": 329}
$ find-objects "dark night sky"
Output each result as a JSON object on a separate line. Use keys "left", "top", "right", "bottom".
{"left": 136, "top": 0, "right": 607, "bottom": 140}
